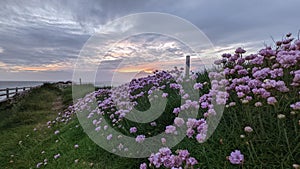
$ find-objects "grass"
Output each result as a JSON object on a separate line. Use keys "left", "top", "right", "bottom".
{"left": 0, "top": 78, "right": 299, "bottom": 169}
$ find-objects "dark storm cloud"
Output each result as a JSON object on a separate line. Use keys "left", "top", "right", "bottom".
{"left": 0, "top": 0, "right": 300, "bottom": 81}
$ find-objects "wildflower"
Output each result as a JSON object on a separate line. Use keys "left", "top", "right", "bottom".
{"left": 235, "top": 47, "right": 246, "bottom": 54}
{"left": 229, "top": 102, "right": 236, "bottom": 107}
{"left": 54, "top": 130, "right": 60, "bottom": 135}
{"left": 293, "top": 164, "right": 300, "bottom": 169}
{"left": 174, "top": 117, "right": 185, "bottom": 127}
{"left": 229, "top": 150, "right": 244, "bottom": 164}
{"left": 173, "top": 107, "right": 181, "bottom": 115}
{"left": 36, "top": 162, "right": 43, "bottom": 168}
{"left": 244, "top": 126, "right": 253, "bottom": 133}
{"left": 162, "top": 93, "right": 168, "bottom": 98}
{"left": 186, "top": 157, "right": 198, "bottom": 166}
{"left": 150, "top": 122, "right": 157, "bottom": 126}
{"left": 95, "top": 126, "right": 101, "bottom": 132}
{"left": 267, "top": 97, "right": 277, "bottom": 105}
{"left": 165, "top": 125, "right": 177, "bottom": 134}
{"left": 136, "top": 135, "right": 145, "bottom": 143}
{"left": 103, "top": 125, "right": 108, "bottom": 130}
{"left": 107, "top": 134, "right": 112, "bottom": 140}
{"left": 140, "top": 163, "right": 147, "bottom": 169}
{"left": 255, "top": 102, "right": 262, "bottom": 107}
{"left": 178, "top": 150, "right": 190, "bottom": 160}
{"left": 161, "top": 138, "right": 166, "bottom": 144}
{"left": 74, "top": 159, "right": 79, "bottom": 163}
{"left": 186, "top": 128, "right": 195, "bottom": 138}
{"left": 54, "top": 153, "right": 60, "bottom": 159}
{"left": 196, "top": 133, "right": 206, "bottom": 143}
{"left": 193, "top": 83, "right": 203, "bottom": 90}
{"left": 277, "top": 114, "right": 286, "bottom": 119}
{"left": 74, "top": 144, "right": 79, "bottom": 148}
{"left": 291, "top": 102, "right": 300, "bottom": 110}
{"left": 240, "top": 135, "right": 245, "bottom": 138}
{"left": 130, "top": 127, "right": 137, "bottom": 133}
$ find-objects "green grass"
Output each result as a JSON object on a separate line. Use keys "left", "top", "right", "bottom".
{"left": 0, "top": 81, "right": 299, "bottom": 169}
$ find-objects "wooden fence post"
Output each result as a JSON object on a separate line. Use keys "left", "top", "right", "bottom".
{"left": 6, "top": 88, "right": 9, "bottom": 98}
{"left": 185, "top": 55, "right": 190, "bottom": 78}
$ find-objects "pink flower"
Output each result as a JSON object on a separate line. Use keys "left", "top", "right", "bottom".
{"left": 130, "top": 127, "right": 137, "bottom": 133}
{"left": 229, "top": 150, "right": 244, "bottom": 164}
{"left": 235, "top": 47, "right": 246, "bottom": 54}
{"left": 161, "top": 138, "right": 166, "bottom": 144}
{"left": 140, "top": 163, "right": 147, "bottom": 169}
{"left": 244, "top": 126, "right": 253, "bottom": 133}
{"left": 107, "top": 134, "right": 112, "bottom": 140}
{"left": 165, "top": 125, "right": 177, "bottom": 134}
{"left": 196, "top": 133, "right": 206, "bottom": 143}
{"left": 136, "top": 135, "right": 145, "bottom": 143}
{"left": 54, "top": 153, "right": 60, "bottom": 159}
{"left": 174, "top": 117, "right": 184, "bottom": 127}
{"left": 267, "top": 97, "right": 277, "bottom": 105}
{"left": 162, "top": 93, "right": 168, "bottom": 98}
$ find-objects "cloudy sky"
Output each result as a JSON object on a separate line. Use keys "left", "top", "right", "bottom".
{"left": 1, "top": 0, "right": 300, "bottom": 83}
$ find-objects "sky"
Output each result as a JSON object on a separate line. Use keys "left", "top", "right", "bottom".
{"left": 0, "top": 0, "right": 300, "bottom": 83}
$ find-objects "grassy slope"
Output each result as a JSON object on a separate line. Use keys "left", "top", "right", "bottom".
{"left": 0, "top": 82, "right": 299, "bottom": 169}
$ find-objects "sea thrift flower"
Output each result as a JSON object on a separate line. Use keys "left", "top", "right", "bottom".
{"left": 36, "top": 162, "right": 43, "bottom": 168}
{"left": 165, "top": 125, "right": 177, "bottom": 134}
{"left": 174, "top": 117, "right": 185, "bottom": 127}
{"left": 136, "top": 135, "right": 146, "bottom": 143}
{"left": 140, "top": 163, "right": 147, "bottom": 169}
{"left": 267, "top": 97, "right": 277, "bottom": 105}
{"left": 186, "top": 157, "right": 198, "bottom": 166}
{"left": 107, "top": 134, "right": 112, "bottom": 140}
{"left": 229, "top": 150, "right": 244, "bottom": 164}
{"left": 150, "top": 122, "right": 157, "bottom": 126}
{"left": 54, "top": 130, "right": 60, "bottom": 135}
{"left": 277, "top": 114, "right": 286, "bottom": 119}
{"left": 293, "top": 164, "right": 300, "bottom": 169}
{"left": 173, "top": 108, "right": 181, "bottom": 115}
{"left": 130, "top": 127, "right": 137, "bottom": 133}
{"left": 291, "top": 102, "right": 300, "bottom": 110}
{"left": 244, "top": 126, "right": 253, "bottom": 133}
{"left": 255, "top": 102, "right": 262, "bottom": 107}
{"left": 95, "top": 126, "right": 101, "bottom": 132}
{"left": 229, "top": 102, "right": 236, "bottom": 107}
{"left": 162, "top": 93, "right": 168, "bottom": 98}
{"left": 54, "top": 153, "right": 60, "bottom": 159}
{"left": 161, "top": 138, "right": 166, "bottom": 144}
{"left": 193, "top": 83, "right": 203, "bottom": 90}
{"left": 196, "top": 133, "right": 206, "bottom": 143}
{"left": 186, "top": 128, "right": 195, "bottom": 138}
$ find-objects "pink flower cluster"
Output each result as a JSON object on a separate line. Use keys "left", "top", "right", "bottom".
{"left": 144, "top": 147, "right": 198, "bottom": 169}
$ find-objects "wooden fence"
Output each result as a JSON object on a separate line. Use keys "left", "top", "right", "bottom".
{"left": 0, "top": 86, "right": 36, "bottom": 102}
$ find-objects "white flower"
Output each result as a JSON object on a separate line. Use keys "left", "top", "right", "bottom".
{"left": 277, "top": 114, "right": 286, "bottom": 119}
{"left": 244, "top": 126, "right": 253, "bottom": 133}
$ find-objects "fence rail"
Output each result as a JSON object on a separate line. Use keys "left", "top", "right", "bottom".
{"left": 0, "top": 86, "right": 36, "bottom": 101}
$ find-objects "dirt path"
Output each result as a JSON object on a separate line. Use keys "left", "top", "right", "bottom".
{"left": 52, "top": 96, "right": 64, "bottom": 112}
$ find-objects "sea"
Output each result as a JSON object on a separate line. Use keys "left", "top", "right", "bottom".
{"left": 0, "top": 81, "right": 47, "bottom": 101}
